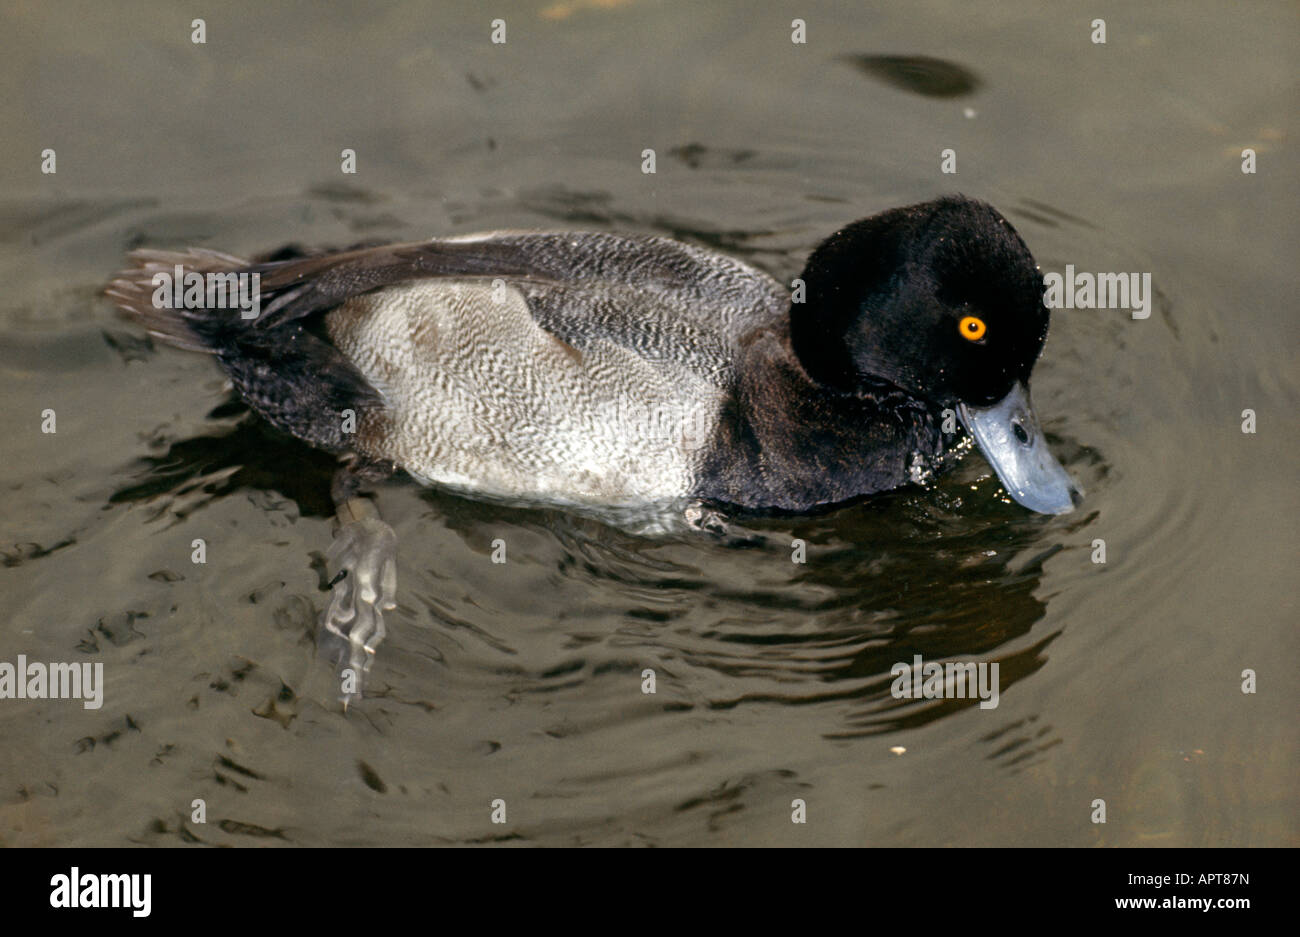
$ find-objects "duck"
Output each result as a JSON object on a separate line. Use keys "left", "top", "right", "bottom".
{"left": 106, "top": 194, "right": 1081, "bottom": 703}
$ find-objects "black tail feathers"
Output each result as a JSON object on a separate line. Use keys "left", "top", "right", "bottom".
{"left": 105, "top": 248, "right": 385, "bottom": 454}
{"left": 105, "top": 248, "right": 251, "bottom": 353}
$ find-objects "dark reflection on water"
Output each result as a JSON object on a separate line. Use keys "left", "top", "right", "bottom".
{"left": 841, "top": 54, "right": 982, "bottom": 98}
{"left": 109, "top": 401, "right": 341, "bottom": 522}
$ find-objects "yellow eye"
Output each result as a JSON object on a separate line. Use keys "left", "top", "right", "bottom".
{"left": 959, "top": 315, "right": 986, "bottom": 342}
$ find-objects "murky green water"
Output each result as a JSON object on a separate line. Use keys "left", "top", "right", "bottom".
{"left": 1, "top": 0, "right": 1295, "bottom": 846}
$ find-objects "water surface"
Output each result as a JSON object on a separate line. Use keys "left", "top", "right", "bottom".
{"left": 1, "top": 0, "right": 1296, "bottom": 846}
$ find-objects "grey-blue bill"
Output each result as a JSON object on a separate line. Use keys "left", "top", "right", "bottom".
{"left": 958, "top": 382, "right": 1081, "bottom": 514}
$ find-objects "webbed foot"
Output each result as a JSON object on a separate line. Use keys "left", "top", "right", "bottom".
{"left": 321, "top": 497, "right": 397, "bottom": 706}
{"left": 683, "top": 500, "right": 767, "bottom": 548}
{"left": 683, "top": 501, "right": 730, "bottom": 536}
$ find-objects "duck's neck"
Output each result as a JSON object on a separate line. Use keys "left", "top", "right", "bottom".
{"left": 693, "top": 322, "right": 946, "bottom": 512}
